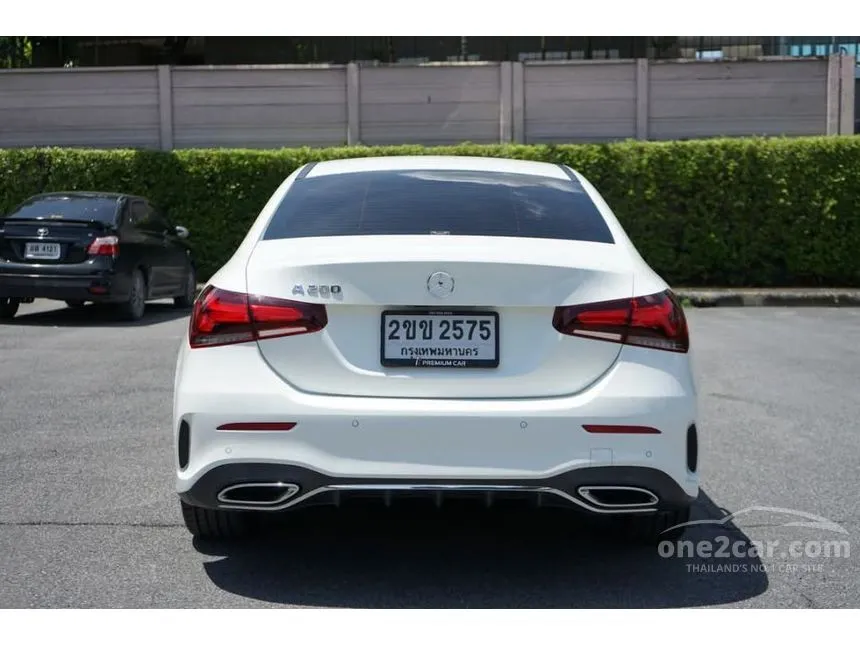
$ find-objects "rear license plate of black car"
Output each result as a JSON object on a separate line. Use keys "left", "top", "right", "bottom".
{"left": 24, "top": 242, "right": 61, "bottom": 260}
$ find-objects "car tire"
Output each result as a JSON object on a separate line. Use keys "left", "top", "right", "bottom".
{"left": 180, "top": 500, "right": 250, "bottom": 541}
{"left": 0, "top": 297, "right": 20, "bottom": 320}
{"left": 618, "top": 506, "right": 692, "bottom": 545}
{"left": 65, "top": 300, "right": 86, "bottom": 308}
{"left": 117, "top": 269, "right": 146, "bottom": 321}
{"left": 174, "top": 265, "right": 197, "bottom": 309}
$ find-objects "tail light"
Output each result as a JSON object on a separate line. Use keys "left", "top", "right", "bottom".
{"left": 553, "top": 290, "right": 689, "bottom": 353}
{"left": 189, "top": 286, "right": 327, "bottom": 349}
{"left": 87, "top": 235, "right": 119, "bottom": 258}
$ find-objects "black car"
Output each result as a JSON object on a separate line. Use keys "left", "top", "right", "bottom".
{"left": 0, "top": 192, "right": 197, "bottom": 321}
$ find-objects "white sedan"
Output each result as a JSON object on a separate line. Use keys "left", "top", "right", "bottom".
{"left": 173, "top": 155, "right": 699, "bottom": 543}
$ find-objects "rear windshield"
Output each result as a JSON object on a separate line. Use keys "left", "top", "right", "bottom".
{"left": 4, "top": 195, "right": 119, "bottom": 224}
{"left": 262, "top": 169, "right": 615, "bottom": 244}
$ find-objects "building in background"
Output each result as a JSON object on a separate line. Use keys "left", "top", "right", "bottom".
{"left": 16, "top": 36, "right": 860, "bottom": 68}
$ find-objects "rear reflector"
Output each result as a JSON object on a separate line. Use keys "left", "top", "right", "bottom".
{"left": 687, "top": 424, "right": 698, "bottom": 472}
{"left": 216, "top": 422, "right": 297, "bottom": 431}
{"left": 583, "top": 424, "right": 661, "bottom": 434}
{"left": 553, "top": 289, "right": 689, "bottom": 353}
{"left": 177, "top": 421, "right": 190, "bottom": 469}
{"left": 190, "top": 286, "right": 327, "bottom": 349}
{"left": 87, "top": 235, "right": 120, "bottom": 258}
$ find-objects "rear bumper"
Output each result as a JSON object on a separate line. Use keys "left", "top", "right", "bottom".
{"left": 0, "top": 269, "right": 129, "bottom": 302}
{"left": 173, "top": 339, "right": 701, "bottom": 509}
{"left": 179, "top": 462, "right": 698, "bottom": 514}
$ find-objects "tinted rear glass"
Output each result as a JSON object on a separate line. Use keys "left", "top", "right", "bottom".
{"left": 4, "top": 195, "right": 119, "bottom": 224}
{"left": 262, "top": 169, "right": 614, "bottom": 244}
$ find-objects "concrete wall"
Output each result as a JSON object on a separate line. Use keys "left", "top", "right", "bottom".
{"left": 171, "top": 66, "right": 347, "bottom": 148}
{"left": 647, "top": 59, "right": 828, "bottom": 139}
{"left": 358, "top": 64, "right": 501, "bottom": 145}
{"left": 0, "top": 57, "right": 853, "bottom": 150}
{"left": 523, "top": 61, "right": 638, "bottom": 142}
{"left": 0, "top": 67, "right": 161, "bottom": 148}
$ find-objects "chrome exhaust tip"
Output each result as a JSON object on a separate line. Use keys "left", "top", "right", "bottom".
{"left": 217, "top": 482, "right": 300, "bottom": 507}
{"left": 577, "top": 486, "right": 659, "bottom": 509}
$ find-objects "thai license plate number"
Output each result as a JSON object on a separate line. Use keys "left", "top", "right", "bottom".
{"left": 381, "top": 310, "right": 499, "bottom": 368}
{"left": 24, "top": 242, "right": 61, "bottom": 260}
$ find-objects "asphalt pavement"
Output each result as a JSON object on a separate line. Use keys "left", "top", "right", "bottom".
{"left": 1, "top": 300, "right": 859, "bottom": 608}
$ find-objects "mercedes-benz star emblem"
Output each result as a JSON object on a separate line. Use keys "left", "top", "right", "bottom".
{"left": 427, "top": 271, "right": 455, "bottom": 298}
{"left": 36, "top": 227, "right": 49, "bottom": 238}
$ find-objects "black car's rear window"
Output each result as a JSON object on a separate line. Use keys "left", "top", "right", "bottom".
{"left": 262, "top": 169, "right": 615, "bottom": 244}
{"left": 4, "top": 195, "right": 120, "bottom": 224}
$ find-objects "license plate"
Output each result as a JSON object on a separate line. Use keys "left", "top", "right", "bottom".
{"left": 24, "top": 242, "right": 61, "bottom": 260}
{"left": 381, "top": 310, "right": 499, "bottom": 368}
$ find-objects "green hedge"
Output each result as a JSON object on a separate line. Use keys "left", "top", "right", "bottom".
{"left": 2, "top": 138, "right": 860, "bottom": 286}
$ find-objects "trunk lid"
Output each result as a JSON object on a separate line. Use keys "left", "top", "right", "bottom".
{"left": 245, "top": 235, "right": 634, "bottom": 399}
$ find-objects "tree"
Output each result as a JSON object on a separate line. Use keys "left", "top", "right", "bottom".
{"left": 0, "top": 37, "right": 33, "bottom": 68}
{"left": 650, "top": 37, "right": 679, "bottom": 59}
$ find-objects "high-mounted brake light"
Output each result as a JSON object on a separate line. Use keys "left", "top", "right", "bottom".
{"left": 87, "top": 235, "right": 120, "bottom": 258}
{"left": 552, "top": 290, "right": 689, "bottom": 353}
{"left": 189, "top": 286, "right": 328, "bottom": 349}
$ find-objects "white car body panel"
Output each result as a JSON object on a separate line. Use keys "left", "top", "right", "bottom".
{"left": 246, "top": 235, "right": 633, "bottom": 399}
{"left": 174, "top": 340, "right": 698, "bottom": 494}
{"left": 173, "top": 155, "right": 700, "bottom": 514}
